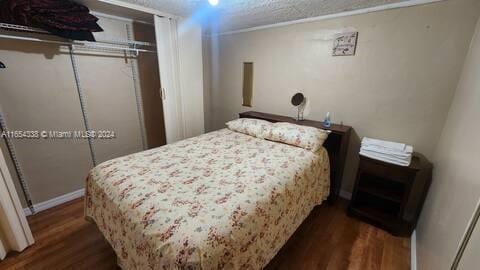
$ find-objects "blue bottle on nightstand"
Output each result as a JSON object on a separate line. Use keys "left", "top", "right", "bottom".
{"left": 323, "top": 112, "right": 331, "bottom": 128}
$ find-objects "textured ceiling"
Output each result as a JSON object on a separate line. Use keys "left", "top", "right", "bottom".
{"left": 119, "top": 0, "right": 411, "bottom": 32}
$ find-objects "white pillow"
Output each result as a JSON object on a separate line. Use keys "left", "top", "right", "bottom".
{"left": 265, "top": 122, "right": 330, "bottom": 152}
{"left": 226, "top": 118, "right": 272, "bottom": 138}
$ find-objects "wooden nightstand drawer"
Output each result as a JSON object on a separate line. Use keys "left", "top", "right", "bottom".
{"left": 348, "top": 153, "right": 433, "bottom": 236}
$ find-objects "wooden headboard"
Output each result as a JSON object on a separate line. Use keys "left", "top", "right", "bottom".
{"left": 239, "top": 111, "right": 352, "bottom": 202}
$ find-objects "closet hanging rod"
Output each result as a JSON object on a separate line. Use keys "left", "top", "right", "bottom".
{"left": 0, "top": 34, "right": 156, "bottom": 53}
{"left": 96, "top": 38, "right": 155, "bottom": 48}
{"left": 0, "top": 22, "right": 50, "bottom": 33}
{"left": 0, "top": 22, "right": 156, "bottom": 48}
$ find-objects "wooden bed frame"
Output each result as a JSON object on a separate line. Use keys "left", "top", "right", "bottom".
{"left": 239, "top": 111, "right": 352, "bottom": 202}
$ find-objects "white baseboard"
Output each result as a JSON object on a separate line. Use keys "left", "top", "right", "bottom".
{"left": 23, "top": 208, "right": 33, "bottom": 216}
{"left": 23, "top": 188, "right": 85, "bottom": 216}
{"left": 339, "top": 190, "right": 352, "bottom": 200}
{"left": 411, "top": 230, "right": 417, "bottom": 270}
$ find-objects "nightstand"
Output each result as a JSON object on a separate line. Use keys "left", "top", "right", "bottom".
{"left": 348, "top": 153, "right": 433, "bottom": 236}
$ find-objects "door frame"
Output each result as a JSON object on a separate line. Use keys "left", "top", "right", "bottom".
{"left": 0, "top": 147, "right": 34, "bottom": 259}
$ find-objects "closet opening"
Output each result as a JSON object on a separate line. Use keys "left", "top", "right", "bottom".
{"left": 0, "top": 3, "right": 166, "bottom": 217}
{"left": 131, "top": 21, "right": 166, "bottom": 149}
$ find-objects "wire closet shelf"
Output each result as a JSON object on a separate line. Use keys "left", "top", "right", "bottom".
{"left": 0, "top": 22, "right": 157, "bottom": 54}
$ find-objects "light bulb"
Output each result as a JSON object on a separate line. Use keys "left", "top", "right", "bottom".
{"left": 208, "top": 0, "right": 219, "bottom": 6}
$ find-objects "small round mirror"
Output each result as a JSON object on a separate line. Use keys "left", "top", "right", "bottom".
{"left": 291, "top": 93, "right": 305, "bottom": 106}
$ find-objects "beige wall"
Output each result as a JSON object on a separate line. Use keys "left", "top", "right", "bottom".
{"left": 416, "top": 17, "right": 480, "bottom": 270}
{"left": 202, "top": 36, "right": 213, "bottom": 132}
{"left": 0, "top": 39, "right": 94, "bottom": 205}
{"left": 204, "top": 0, "right": 480, "bottom": 192}
{"left": 75, "top": 18, "right": 145, "bottom": 165}
{"left": 0, "top": 16, "right": 162, "bottom": 206}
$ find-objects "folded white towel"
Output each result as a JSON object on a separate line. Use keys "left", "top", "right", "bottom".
{"left": 362, "top": 137, "right": 407, "bottom": 152}
{"left": 360, "top": 149, "right": 411, "bottom": 162}
{"left": 361, "top": 144, "right": 413, "bottom": 157}
{"left": 360, "top": 150, "right": 412, "bottom": 166}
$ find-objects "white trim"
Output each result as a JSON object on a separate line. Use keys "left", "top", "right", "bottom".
{"left": 23, "top": 188, "right": 85, "bottom": 216}
{"left": 215, "top": 0, "right": 444, "bottom": 36}
{"left": 339, "top": 190, "right": 352, "bottom": 200}
{"left": 0, "top": 147, "right": 34, "bottom": 257}
{"left": 411, "top": 230, "right": 417, "bottom": 270}
{"left": 23, "top": 207, "right": 33, "bottom": 217}
{"left": 98, "top": 0, "right": 178, "bottom": 19}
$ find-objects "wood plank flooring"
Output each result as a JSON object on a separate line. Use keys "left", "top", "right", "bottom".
{"left": 0, "top": 198, "right": 410, "bottom": 270}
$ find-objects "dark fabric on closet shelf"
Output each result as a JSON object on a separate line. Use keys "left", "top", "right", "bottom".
{"left": 0, "top": 0, "right": 103, "bottom": 41}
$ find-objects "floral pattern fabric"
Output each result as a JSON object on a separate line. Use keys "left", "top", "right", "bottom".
{"left": 265, "top": 122, "right": 330, "bottom": 152}
{"left": 85, "top": 129, "right": 330, "bottom": 270}
{"left": 225, "top": 118, "right": 272, "bottom": 139}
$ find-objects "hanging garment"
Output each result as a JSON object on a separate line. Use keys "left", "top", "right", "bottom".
{"left": 0, "top": 0, "right": 103, "bottom": 41}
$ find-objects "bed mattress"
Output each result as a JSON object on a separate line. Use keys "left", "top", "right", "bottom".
{"left": 85, "top": 128, "right": 330, "bottom": 269}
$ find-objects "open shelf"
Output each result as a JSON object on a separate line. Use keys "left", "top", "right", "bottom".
{"left": 352, "top": 191, "right": 401, "bottom": 223}
{"left": 349, "top": 205, "right": 401, "bottom": 230}
{"left": 348, "top": 154, "right": 433, "bottom": 236}
{"left": 0, "top": 22, "right": 156, "bottom": 53}
{"left": 358, "top": 172, "right": 405, "bottom": 203}
{"left": 350, "top": 190, "right": 403, "bottom": 232}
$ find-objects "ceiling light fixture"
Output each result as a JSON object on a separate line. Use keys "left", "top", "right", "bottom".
{"left": 208, "top": 0, "right": 219, "bottom": 6}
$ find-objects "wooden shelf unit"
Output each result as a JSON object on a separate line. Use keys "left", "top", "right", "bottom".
{"left": 348, "top": 153, "right": 433, "bottom": 236}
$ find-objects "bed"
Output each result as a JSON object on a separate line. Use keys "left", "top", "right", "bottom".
{"left": 85, "top": 111, "right": 351, "bottom": 270}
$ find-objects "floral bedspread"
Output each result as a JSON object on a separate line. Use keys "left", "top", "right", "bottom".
{"left": 85, "top": 129, "right": 330, "bottom": 270}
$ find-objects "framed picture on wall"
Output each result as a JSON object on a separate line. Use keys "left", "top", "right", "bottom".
{"left": 332, "top": 32, "right": 358, "bottom": 56}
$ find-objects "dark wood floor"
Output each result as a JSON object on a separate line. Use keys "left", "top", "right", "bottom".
{"left": 0, "top": 198, "right": 410, "bottom": 270}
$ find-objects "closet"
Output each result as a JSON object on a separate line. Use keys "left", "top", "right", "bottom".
{"left": 0, "top": 0, "right": 204, "bottom": 213}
